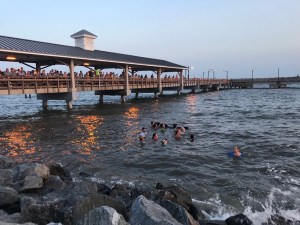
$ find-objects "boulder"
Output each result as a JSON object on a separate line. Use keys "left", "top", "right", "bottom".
{"left": 0, "top": 222, "right": 36, "bottom": 225}
{"left": 109, "top": 184, "right": 133, "bottom": 212}
{"left": 82, "top": 206, "right": 129, "bottom": 225}
{"left": 48, "top": 164, "right": 70, "bottom": 181}
{"left": 199, "top": 221, "right": 226, "bottom": 225}
{"left": 153, "top": 186, "right": 205, "bottom": 221}
{"left": 0, "top": 210, "right": 22, "bottom": 223}
{"left": 20, "top": 188, "right": 127, "bottom": 225}
{"left": 16, "top": 163, "right": 50, "bottom": 180}
{"left": 0, "top": 186, "right": 20, "bottom": 206}
{"left": 41, "top": 176, "right": 66, "bottom": 195}
{"left": 19, "top": 175, "right": 43, "bottom": 192}
{"left": 159, "top": 199, "right": 199, "bottom": 225}
{"left": 0, "top": 169, "right": 14, "bottom": 187}
{"left": 110, "top": 184, "right": 129, "bottom": 198}
{"left": 225, "top": 214, "right": 252, "bottom": 225}
{"left": 130, "top": 183, "right": 152, "bottom": 199}
{"left": 129, "top": 195, "right": 183, "bottom": 225}
{"left": 74, "top": 180, "right": 98, "bottom": 195}
{"left": 96, "top": 183, "right": 112, "bottom": 195}
{"left": 0, "top": 155, "right": 14, "bottom": 169}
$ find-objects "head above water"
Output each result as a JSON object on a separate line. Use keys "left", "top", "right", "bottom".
{"left": 233, "top": 145, "right": 241, "bottom": 157}
{"left": 161, "top": 139, "right": 168, "bottom": 145}
{"left": 233, "top": 145, "right": 240, "bottom": 152}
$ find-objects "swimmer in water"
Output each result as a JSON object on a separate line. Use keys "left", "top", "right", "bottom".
{"left": 138, "top": 127, "right": 147, "bottom": 141}
{"left": 159, "top": 123, "right": 166, "bottom": 133}
{"left": 161, "top": 139, "right": 168, "bottom": 145}
{"left": 180, "top": 127, "right": 186, "bottom": 134}
{"left": 175, "top": 129, "right": 181, "bottom": 139}
{"left": 233, "top": 145, "right": 241, "bottom": 157}
{"left": 190, "top": 134, "right": 194, "bottom": 142}
{"left": 152, "top": 133, "right": 159, "bottom": 141}
{"left": 151, "top": 121, "right": 159, "bottom": 129}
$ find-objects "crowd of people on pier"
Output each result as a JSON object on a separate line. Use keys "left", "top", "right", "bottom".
{"left": 0, "top": 66, "right": 186, "bottom": 80}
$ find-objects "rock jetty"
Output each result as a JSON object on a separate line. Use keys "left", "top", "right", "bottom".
{"left": 0, "top": 154, "right": 253, "bottom": 225}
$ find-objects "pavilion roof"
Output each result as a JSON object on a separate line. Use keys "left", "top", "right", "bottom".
{"left": 0, "top": 35, "right": 187, "bottom": 72}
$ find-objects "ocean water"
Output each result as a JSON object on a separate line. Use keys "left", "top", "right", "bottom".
{"left": 0, "top": 87, "right": 299, "bottom": 224}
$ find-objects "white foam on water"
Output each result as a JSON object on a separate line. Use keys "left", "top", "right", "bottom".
{"left": 89, "top": 176, "right": 105, "bottom": 183}
{"left": 193, "top": 185, "right": 300, "bottom": 225}
{"left": 243, "top": 187, "right": 300, "bottom": 225}
{"left": 192, "top": 195, "right": 236, "bottom": 220}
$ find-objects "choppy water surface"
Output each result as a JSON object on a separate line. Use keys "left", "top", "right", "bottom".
{"left": 0, "top": 88, "right": 299, "bottom": 224}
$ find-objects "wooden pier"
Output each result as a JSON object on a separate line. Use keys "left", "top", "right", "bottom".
{"left": 0, "top": 31, "right": 229, "bottom": 108}
{"left": 0, "top": 76, "right": 229, "bottom": 106}
{"left": 231, "top": 76, "right": 300, "bottom": 89}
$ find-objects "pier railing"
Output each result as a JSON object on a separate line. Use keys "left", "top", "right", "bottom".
{"left": 0, "top": 76, "right": 229, "bottom": 95}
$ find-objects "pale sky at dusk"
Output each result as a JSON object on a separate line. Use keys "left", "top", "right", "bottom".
{"left": 1, "top": 0, "right": 299, "bottom": 78}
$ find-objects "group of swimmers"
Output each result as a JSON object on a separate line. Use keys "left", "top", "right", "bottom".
{"left": 138, "top": 122, "right": 242, "bottom": 157}
{"left": 138, "top": 122, "right": 194, "bottom": 145}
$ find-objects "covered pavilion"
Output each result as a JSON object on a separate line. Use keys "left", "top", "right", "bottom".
{"left": 0, "top": 30, "right": 188, "bottom": 108}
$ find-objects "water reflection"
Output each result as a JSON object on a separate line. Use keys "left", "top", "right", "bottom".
{"left": 0, "top": 124, "right": 35, "bottom": 161}
{"left": 123, "top": 107, "right": 140, "bottom": 148}
{"left": 124, "top": 106, "right": 139, "bottom": 119}
{"left": 72, "top": 115, "right": 103, "bottom": 154}
{"left": 186, "top": 94, "right": 197, "bottom": 114}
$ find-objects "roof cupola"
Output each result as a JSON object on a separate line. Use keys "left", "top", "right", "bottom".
{"left": 70, "top": 29, "right": 97, "bottom": 51}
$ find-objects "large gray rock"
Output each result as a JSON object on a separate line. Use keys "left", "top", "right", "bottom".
{"left": 0, "top": 155, "right": 14, "bottom": 169}
{"left": 0, "top": 210, "right": 23, "bottom": 223}
{"left": 154, "top": 185, "right": 205, "bottom": 221}
{"left": 48, "top": 163, "right": 70, "bottom": 181}
{"left": 0, "top": 186, "right": 20, "bottom": 206}
{"left": 159, "top": 200, "right": 199, "bottom": 225}
{"left": 225, "top": 214, "right": 252, "bottom": 225}
{"left": 20, "top": 184, "right": 127, "bottom": 225}
{"left": 19, "top": 175, "right": 43, "bottom": 192}
{"left": 129, "top": 195, "right": 183, "bottom": 225}
{"left": 200, "top": 221, "right": 226, "bottom": 225}
{"left": 41, "top": 175, "right": 66, "bottom": 195}
{"left": 0, "top": 169, "right": 14, "bottom": 187}
{"left": 82, "top": 206, "right": 129, "bottom": 225}
{"left": 0, "top": 223, "right": 36, "bottom": 225}
{"left": 16, "top": 163, "right": 50, "bottom": 180}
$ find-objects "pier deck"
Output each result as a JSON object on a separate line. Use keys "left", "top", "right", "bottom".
{"left": 0, "top": 76, "right": 228, "bottom": 95}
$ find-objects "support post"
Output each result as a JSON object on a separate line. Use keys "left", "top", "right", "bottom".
{"left": 135, "top": 92, "right": 139, "bottom": 99}
{"left": 99, "top": 94, "right": 104, "bottom": 104}
{"left": 42, "top": 100, "right": 48, "bottom": 108}
{"left": 180, "top": 70, "right": 184, "bottom": 93}
{"left": 66, "top": 100, "right": 72, "bottom": 109}
{"left": 124, "top": 65, "right": 129, "bottom": 96}
{"left": 70, "top": 59, "right": 76, "bottom": 90}
{"left": 157, "top": 68, "right": 162, "bottom": 94}
{"left": 121, "top": 95, "right": 126, "bottom": 103}
{"left": 36, "top": 63, "right": 41, "bottom": 74}
{"left": 251, "top": 69, "right": 254, "bottom": 88}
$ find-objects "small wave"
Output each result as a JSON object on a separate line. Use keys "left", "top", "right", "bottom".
{"left": 192, "top": 196, "right": 236, "bottom": 220}
{"left": 243, "top": 188, "right": 300, "bottom": 225}
{"left": 193, "top": 187, "right": 300, "bottom": 225}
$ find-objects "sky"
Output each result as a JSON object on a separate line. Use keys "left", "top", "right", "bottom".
{"left": 1, "top": 0, "right": 299, "bottom": 78}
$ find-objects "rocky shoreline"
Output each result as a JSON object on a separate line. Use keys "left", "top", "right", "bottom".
{"left": 0, "top": 154, "right": 254, "bottom": 225}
